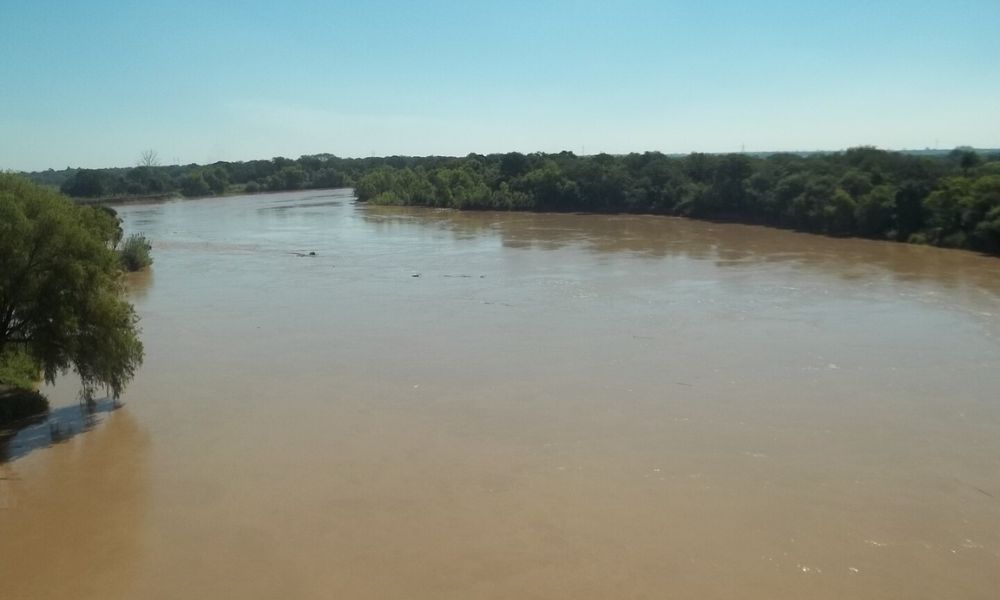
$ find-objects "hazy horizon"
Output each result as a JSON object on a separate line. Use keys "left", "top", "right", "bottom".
{"left": 3, "top": 1, "right": 998, "bottom": 172}
{"left": 14, "top": 145, "right": 1000, "bottom": 175}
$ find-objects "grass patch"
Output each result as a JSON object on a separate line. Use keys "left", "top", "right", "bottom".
{"left": 0, "top": 349, "right": 39, "bottom": 390}
{"left": 119, "top": 233, "right": 153, "bottom": 271}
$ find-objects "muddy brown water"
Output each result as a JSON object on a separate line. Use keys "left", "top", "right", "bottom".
{"left": 2, "top": 189, "right": 999, "bottom": 599}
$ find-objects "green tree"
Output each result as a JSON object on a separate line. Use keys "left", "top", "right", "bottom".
{"left": 60, "top": 169, "right": 111, "bottom": 197}
{"left": 966, "top": 176, "right": 1000, "bottom": 251}
{"left": 950, "top": 148, "right": 981, "bottom": 175}
{"left": 499, "top": 152, "right": 530, "bottom": 179}
{"left": 311, "top": 167, "right": 347, "bottom": 189}
{"left": 824, "top": 188, "right": 857, "bottom": 234}
{"left": 516, "top": 161, "right": 579, "bottom": 210}
{"left": 788, "top": 175, "right": 838, "bottom": 230}
{"left": 854, "top": 184, "right": 896, "bottom": 237}
{"left": 266, "top": 166, "right": 308, "bottom": 191}
{"left": 355, "top": 167, "right": 398, "bottom": 202}
{"left": 894, "top": 180, "right": 928, "bottom": 240}
{"left": 0, "top": 174, "right": 144, "bottom": 398}
{"left": 180, "top": 172, "right": 211, "bottom": 197}
{"left": 125, "top": 166, "right": 170, "bottom": 195}
{"left": 708, "top": 154, "right": 754, "bottom": 214}
{"left": 923, "top": 177, "right": 970, "bottom": 246}
{"left": 204, "top": 167, "right": 230, "bottom": 195}
{"left": 839, "top": 169, "right": 873, "bottom": 199}
{"left": 768, "top": 173, "right": 808, "bottom": 221}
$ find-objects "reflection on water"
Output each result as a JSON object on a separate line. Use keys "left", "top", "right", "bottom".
{"left": 0, "top": 410, "right": 149, "bottom": 600}
{"left": 360, "top": 205, "right": 1000, "bottom": 296}
{"left": 0, "top": 397, "right": 120, "bottom": 463}
{"left": 2, "top": 190, "right": 998, "bottom": 599}
{"left": 125, "top": 268, "right": 155, "bottom": 301}
{"left": 256, "top": 199, "right": 346, "bottom": 214}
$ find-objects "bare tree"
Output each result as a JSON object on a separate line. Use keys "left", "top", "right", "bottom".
{"left": 138, "top": 149, "right": 161, "bottom": 168}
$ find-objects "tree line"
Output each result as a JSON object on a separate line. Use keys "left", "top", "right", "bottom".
{"left": 36, "top": 154, "right": 360, "bottom": 199}
{"left": 354, "top": 148, "right": 1000, "bottom": 255}
{"left": 26, "top": 147, "right": 1000, "bottom": 254}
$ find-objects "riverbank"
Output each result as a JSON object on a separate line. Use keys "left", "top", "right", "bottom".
{"left": 0, "top": 386, "right": 48, "bottom": 431}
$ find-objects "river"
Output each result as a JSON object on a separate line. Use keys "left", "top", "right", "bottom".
{"left": 2, "top": 189, "right": 999, "bottom": 599}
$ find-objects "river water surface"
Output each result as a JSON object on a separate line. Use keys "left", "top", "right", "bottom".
{"left": 2, "top": 189, "right": 999, "bottom": 599}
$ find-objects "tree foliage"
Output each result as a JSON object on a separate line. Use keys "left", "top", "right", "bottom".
{"left": 25, "top": 146, "right": 1000, "bottom": 255}
{"left": 0, "top": 174, "right": 144, "bottom": 398}
{"left": 351, "top": 147, "right": 1000, "bottom": 255}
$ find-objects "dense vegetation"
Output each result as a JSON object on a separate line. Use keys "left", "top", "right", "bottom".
{"left": 26, "top": 147, "right": 1000, "bottom": 254}
{"left": 40, "top": 154, "right": 356, "bottom": 199}
{"left": 354, "top": 148, "right": 1000, "bottom": 254}
{"left": 119, "top": 233, "right": 154, "bottom": 272}
{"left": 0, "top": 175, "right": 145, "bottom": 427}
{"left": 0, "top": 387, "right": 48, "bottom": 431}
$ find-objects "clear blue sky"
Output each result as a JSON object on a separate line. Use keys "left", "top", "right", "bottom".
{"left": 2, "top": 0, "right": 998, "bottom": 171}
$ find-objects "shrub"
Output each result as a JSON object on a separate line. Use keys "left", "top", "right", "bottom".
{"left": 0, "top": 388, "right": 49, "bottom": 429}
{"left": 119, "top": 233, "right": 153, "bottom": 271}
{"left": 180, "top": 172, "right": 211, "bottom": 197}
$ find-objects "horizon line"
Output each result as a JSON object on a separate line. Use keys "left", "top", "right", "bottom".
{"left": 13, "top": 144, "right": 999, "bottom": 174}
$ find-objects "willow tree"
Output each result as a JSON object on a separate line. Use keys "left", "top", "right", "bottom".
{"left": 0, "top": 174, "right": 143, "bottom": 398}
